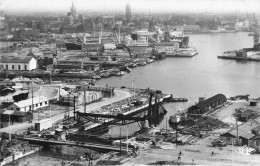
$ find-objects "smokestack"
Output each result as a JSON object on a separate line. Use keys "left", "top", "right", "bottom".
{"left": 198, "top": 97, "right": 205, "bottom": 103}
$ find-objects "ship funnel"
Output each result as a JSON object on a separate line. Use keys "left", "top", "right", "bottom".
{"left": 198, "top": 97, "right": 205, "bottom": 103}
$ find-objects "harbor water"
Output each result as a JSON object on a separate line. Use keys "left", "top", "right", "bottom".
{"left": 97, "top": 32, "right": 259, "bottom": 99}
{"left": 5, "top": 32, "right": 260, "bottom": 165}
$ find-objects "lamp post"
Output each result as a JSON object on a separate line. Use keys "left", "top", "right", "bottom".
{"left": 126, "top": 125, "right": 128, "bottom": 154}
{"left": 120, "top": 127, "right": 122, "bottom": 153}
{"left": 67, "top": 92, "right": 71, "bottom": 121}
{"left": 235, "top": 117, "right": 238, "bottom": 145}
{"left": 49, "top": 102, "right": 51, "bottom": 119}
{"left": 172, "top": 115, "right": 180, "bottom": 146}
{"left": 9, "top": 113, "right": 11, "bottom": 141}
{"left": 49, "top": 71, "right": 52, "bottom": 84}
{"left": 5, "top": 111, "right": 13, "bottom": 141}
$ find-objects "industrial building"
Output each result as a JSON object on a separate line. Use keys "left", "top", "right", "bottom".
{"left": 188, "top": 94, "right": 227, "bottom": 114}
{"left": 0, "top": 110, "right": 33, "bottom": 128}
{"left": 221, "top": 119, "right": 260, "bottom": 146}
{"left": 7, "top": 96, "right": 49, "bottom": 112}
{"left": 0, "top": 56, "right": 37, "bottom": 71}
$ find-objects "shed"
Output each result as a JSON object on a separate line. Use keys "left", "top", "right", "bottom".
{"left": 35, "top": 118, "right": 52, "bottom": 131}
{"left": 8, "top": 96, "right": 49, "bottom": 112}
{"left": 188, "top": 94, "right": 227, "bottom": 114}
{"left": 0, "top": 109, "right": 33, "bottom": 124}
{"left": 221, "top": 120, "right": 260, "bottom": 146}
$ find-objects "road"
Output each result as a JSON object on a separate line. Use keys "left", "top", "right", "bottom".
{"left": 123, "top": 135, "right": 260, "bottom": 166}
{"left": 0, "top": 89, "right": 131, "bottom": 134}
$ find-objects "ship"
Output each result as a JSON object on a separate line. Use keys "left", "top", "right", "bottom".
{"left": 165, "top": 47, "right": 199, "bottom": 57}
{"left": 123, "top": 28, "right": 154, "bottom": 54}
{"left": 208, "top": 27, "right": 238, "bottom": 33}
{"left": 154, "top": 28, "right": 198, "bottom": 57}
{"left": 65, "top": 42, "right": 81, "bottom": 50}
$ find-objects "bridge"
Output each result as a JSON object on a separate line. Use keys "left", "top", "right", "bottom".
{"left": 16, "top": 136, "right": 134, "bottom": 152}
{"left": 76, "top": 112, "right": 146, "bottom": 124}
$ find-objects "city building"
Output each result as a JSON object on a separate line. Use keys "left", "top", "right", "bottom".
{"left": 0, "top": 2, "right": 4, "bottom": 21}
{"left": 0, "top": 56, "right": 37, "bottom": 71}
{"left": 125, "top": 2, "right": 131, "bottom": 21}
{"left": 70, "top": 1, "right": 76, "bottom": 18}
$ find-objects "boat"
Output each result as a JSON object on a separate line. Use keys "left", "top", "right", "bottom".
{"left": 136, "top": 61, "right": 146, "bottom": 66}
{"left": 124, "top": 32, "right": 149, "bottom": 53}
{"left": 99, "top": 72, "right": 110, "bottom": 78}
{"left": 146, "top": 59, "right": 154, "bottom": 64}
{"left": 208, "top": 27, "right": 237, "bottom": 33}
{"left": 169, "top": 98, "right": 188, "bottom": 102}
{"left": 128, "top": 63, "right": 137, "bottom": 68}
{"left": 119, "top": 66, "right": 131, "bottom": 72}
{"left": 65, "top": 42, "right": 81, "bottom": 50}
{"left": 155, "top": 52, "right": 166, "bottom": 59}
{"left": 164, "top": 47, "right": 198, "bottom": 57}
{"left": 116, "top": 71, "right": 125, "bottom": 76}
{"left": 140, "top": 61, "right": 146, "bottom": 66}
{"left": 92, "top": 75, "right": 101, "bottom": 79}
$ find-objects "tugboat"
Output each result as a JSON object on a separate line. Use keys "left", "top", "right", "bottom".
{"left": 140, "top": 61, "right": 147, "bottom": 66}
{"left": 116, "top": 71, "right": 125, "bottom": 76}
{"left": 92, "top": 75, "right": 101, "bottom": 79}
{"left": 146, "top": 59, "right": 154, "bottom": 64}
{"left": 128, "top": 63, "right": 137, "bottom": 68}
{"left": 119, "top": 66, "right": 131, "bottom": 72}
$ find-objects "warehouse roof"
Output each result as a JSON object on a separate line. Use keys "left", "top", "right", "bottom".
{"left": 192, "top": 94, "right": 227, "bottom": 110}
{"left": 0, "top": 109, "right": 29, "bottom": 116}
{"left": 12, "top": 96, "right": 48, "bottom": 108}
{"left": 221, "top": 120, "right": 260, "bottom": 140}
{"left": 0, "top": 56, "right": 35, "bottom": 63}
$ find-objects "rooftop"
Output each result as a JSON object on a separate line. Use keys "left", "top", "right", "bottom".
{"left": 0, "top": 55, "right": 35, "bottom": 63}
{"left": 13, "top": 96, "right": 48, "bottom": 108}
{"left": 222, "top": 119, "right": 260, "bottom": 140}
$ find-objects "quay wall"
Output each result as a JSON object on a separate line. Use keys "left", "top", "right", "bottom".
{"left": 0, "top": 147, "right": 41, "bottom": 166}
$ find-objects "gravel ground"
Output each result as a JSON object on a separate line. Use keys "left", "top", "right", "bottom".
{"left": 123, "top": 136, "right": 260, "bottom": 166}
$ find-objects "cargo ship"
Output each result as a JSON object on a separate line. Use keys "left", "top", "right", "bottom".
{"left": 164, "top": 47, "right": 198, "bottom": 57}
{"left": 155, "top": 29, "right": 198, "bottom": 57}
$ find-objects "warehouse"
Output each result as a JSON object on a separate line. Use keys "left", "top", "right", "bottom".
{"left": 7, "top": 96, "right": 49, "bottom": 112}
{"left": 0, "top": 55, "right": 37, "bottom": 71}
{"left": 188, "top": 94, "right": 227, "bottom": 114}
{"left": 0, "top": 110, "right": 33, "bottom": 127}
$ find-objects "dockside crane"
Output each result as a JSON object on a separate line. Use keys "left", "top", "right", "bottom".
{"left": 121, "top": 44, "right": 137, "bottom": 59}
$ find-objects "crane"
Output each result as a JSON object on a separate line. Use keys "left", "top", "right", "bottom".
{"left": 121, "top": 44, "right": 137, "bottom": 59}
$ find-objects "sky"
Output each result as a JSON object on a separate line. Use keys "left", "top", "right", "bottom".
{"left": 1, "top": 0, "right": 260, "bottom": 15}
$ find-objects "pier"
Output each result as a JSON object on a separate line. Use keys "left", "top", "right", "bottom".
{"left": 169, "top": 98, "right": 188, "bottom": 102}
{"left": 77, "top": 92, "right": 168, "bottom": 132}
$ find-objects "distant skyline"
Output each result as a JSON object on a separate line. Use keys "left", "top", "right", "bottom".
{"left": 1, "top": 0, "right": 260, "bottom": 15}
